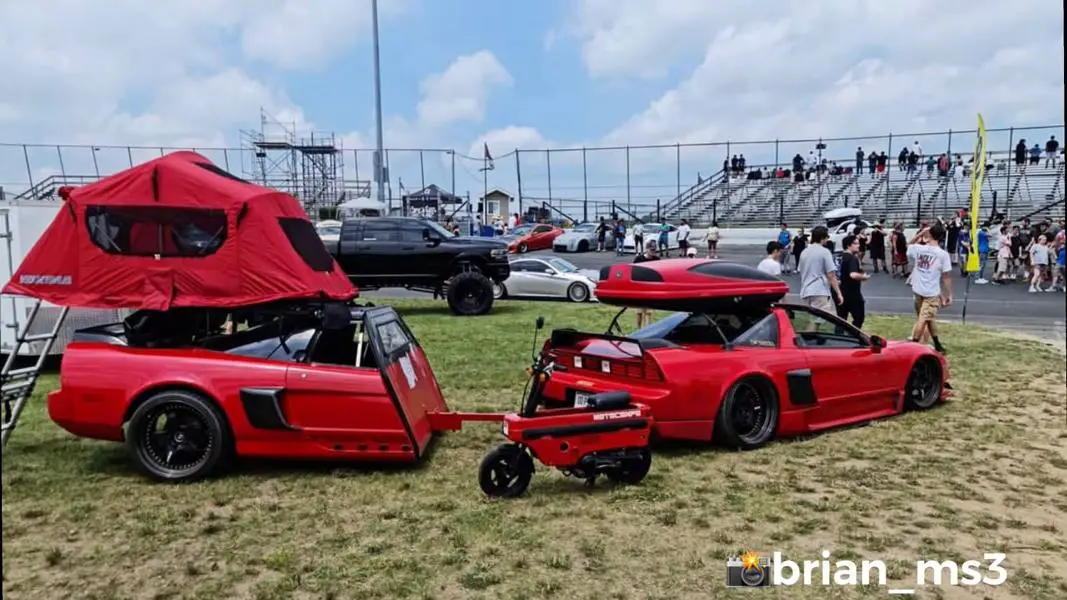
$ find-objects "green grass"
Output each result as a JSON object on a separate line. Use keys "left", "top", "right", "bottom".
{"left": 3, "top": 299, "right": 1067, "bottom": 600}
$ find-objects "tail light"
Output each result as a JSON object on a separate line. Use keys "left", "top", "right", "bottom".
{"left": 555, "top": 349, "right": 663, "bottom": 382}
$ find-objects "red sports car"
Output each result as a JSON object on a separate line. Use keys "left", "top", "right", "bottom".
{"left": 507, "top": 224, "right": 564, "bottom": 253}
{"left": 46, "top": 303, "right": 451, "bottom": 482}
{"left": 539, "top": 259, "right": 950, "bottom": 449}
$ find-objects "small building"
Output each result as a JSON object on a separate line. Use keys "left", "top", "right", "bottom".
{"left": 481, "top": 188, "right": 513, "bottom": 221}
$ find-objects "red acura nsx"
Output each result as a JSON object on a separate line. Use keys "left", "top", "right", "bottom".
{"left": 539, "top": 259, "right": 951, "bottom": 449}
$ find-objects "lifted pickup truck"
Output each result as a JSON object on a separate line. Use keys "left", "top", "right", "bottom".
{"left": 332, "top": 218, "right": 510, "bottom": 316}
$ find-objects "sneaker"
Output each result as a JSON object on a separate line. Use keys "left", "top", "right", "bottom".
{"left": 1046, "top": 287, "right": 1057, "bottom": 293}
{"left": 1029, "top": 286, "right": 1037, "bottom": 293}
{"left": 975, "top": 278, "right": 988, "bottom": 284}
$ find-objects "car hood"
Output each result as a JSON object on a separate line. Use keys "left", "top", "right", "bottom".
{"left": 557, "top": 231, "right": 593, "bottom": 241}
{"left": 446, "top": 237, "right": 509, "bottom": 248}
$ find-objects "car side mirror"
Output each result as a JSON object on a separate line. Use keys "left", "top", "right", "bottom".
{"left": 870, "top": 335, "right": 886, "bottom": 352}
{"left": 423, "top": 229, "right": 441, "bottom": 244}
{"left": 292, "top": 349, "right": 308, "bottom": 363}
{"left": 544, "top": 268, "right": 554, "bottom": 275}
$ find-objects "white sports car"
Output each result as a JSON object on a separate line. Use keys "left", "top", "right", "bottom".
{"left": 492, "top": 256, "right": 599, "bottom": 303}
{"left": 622, "top": 222, "right": 681, "bottom": 254}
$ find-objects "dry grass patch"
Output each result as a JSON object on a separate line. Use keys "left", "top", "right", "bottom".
{"left": 3, "top": 300, "right": 1066, "bottom": 600}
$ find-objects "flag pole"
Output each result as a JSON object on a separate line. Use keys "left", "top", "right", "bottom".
{"left": 961, "top": 113, "right": 987, "bottom": 327}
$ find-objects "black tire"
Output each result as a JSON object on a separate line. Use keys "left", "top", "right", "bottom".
{"left": 606, "top": 448, "right": 652, "bottom": 485}
{"left": 577, "top": 240, "right": 589, "bottom": 252}
{"left": 518, "top": 242, "right": 529, "bottom": 253}
{"left": 713, "top": 378, "right": 779, "bottom": 450}
{"left": 478, "top": 443, "right": 534, "bottom": 498}
{"left": 492, "top": 281, "right": 507, "bottom": 299}
{"left": 904, "top": 357, "right": 942, "bottom": 410}
{"left": 447, "top": 270, "right": 494, "bottom": 316}
{"left": 126, "top": 389, "right": 231, "bottom": 483}
{"left": 566, "top": 282, "right": 590, "bottom": 303}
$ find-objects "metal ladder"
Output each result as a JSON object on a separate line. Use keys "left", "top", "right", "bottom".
{"left": 1, "top": 300, "right": 69, "bottom": 447}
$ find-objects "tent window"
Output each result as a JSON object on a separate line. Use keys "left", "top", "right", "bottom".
{"left": 85, "top": 206, "right": 227, "bottom": 257}
{"left": 194, "top": 162, "right": 252, "bottom": 184}
{"left": 277, "top": 217, "right": 335, "bottom": 272}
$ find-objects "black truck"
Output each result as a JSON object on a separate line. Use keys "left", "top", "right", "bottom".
{"left": 332, "top": 217, "right": 510, "bottom": 316}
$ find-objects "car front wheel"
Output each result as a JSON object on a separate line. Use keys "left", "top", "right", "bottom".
{"left": 566, "top": 282, "right": 590, "bottom": 302}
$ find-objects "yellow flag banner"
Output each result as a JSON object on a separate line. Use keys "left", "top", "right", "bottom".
{"left": 966, "top": 113, "right": 987, "bottom": 273}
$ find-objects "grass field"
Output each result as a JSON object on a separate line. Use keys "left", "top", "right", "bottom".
{"left": 3, "top": 299, "right": 1066, "bottom": 600}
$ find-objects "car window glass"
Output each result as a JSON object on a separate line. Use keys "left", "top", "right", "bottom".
{"left": 534, "top": 225, "right": 551, "bottom": 233}
{"left": 227, "top": 328, "right": 315, "bottom": 361}
{"left": 786, "top": 308, "right": 866, "bottom": 348}
{"left": 361, "top": 223, "right": 398, "bottom": 241}
{"left": 511, "top": 260, "right": 538, "bottom": 272}
{"left": 268, "top": 329, "right": 316, "bottom": 361}
{"left": 733, "top": 313, "right": 779, "bottom": 348}
{"left": 398, "top": 224, "right": 425, "bottom": 242}
{"left": 377, "top": 320, "right": 410, "bottom": 355}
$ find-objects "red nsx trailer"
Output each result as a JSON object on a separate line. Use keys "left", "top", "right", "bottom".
{"left": 2, "top": 152, "right": 653, "bottom": 495}
{"left": 537, "top": 258, "right": 952, "bottom": 449}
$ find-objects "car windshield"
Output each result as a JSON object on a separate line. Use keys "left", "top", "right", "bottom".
{"left": 573, "top": 223, "right": 596, "bottom": 232}
{"left": 425, "top": 220, "right": 456, "bottom": 238}
{"left": 546, "top": 257, "right": 578, "bottom": 273}
{"left": 317, "top": 226, "right": 340, "bottom": 236}
{"left": 511, "top": 225, "right": 533, "bottom": 236}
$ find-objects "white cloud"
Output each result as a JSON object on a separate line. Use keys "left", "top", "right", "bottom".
{"left": 417, "top": 51, "right": 514, "bottom": 127}
{"left": 467, "top": 126, "right": 551, "bottom": 158}
{"left": 567, "top": 0, "right": 1065, "bottom": 164}
{"left": 241, "top": 0, "right": 410, "bottom": 69}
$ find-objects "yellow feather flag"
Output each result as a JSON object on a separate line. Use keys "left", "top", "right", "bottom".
{"left": 966, "top": 114, "right": 987, "bottom": 273}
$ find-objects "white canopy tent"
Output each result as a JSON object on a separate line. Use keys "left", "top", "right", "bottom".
{"left": 337, "top": 197, "right": 387, "bottom": 218}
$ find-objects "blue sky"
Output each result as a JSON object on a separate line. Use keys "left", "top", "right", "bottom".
{"left": 1, "top": 0, "right": 1064, "bottom": 213}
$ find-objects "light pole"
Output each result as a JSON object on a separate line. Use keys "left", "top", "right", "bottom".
{"left": 371, "top": 0, "right": 386, "bottom": 207}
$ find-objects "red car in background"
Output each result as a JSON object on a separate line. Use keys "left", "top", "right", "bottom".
{"left": 539, "top": 259, "right": 951, "bottom": 450}
{"left": 506, "top": 224, "right": 564, "bottom": 253}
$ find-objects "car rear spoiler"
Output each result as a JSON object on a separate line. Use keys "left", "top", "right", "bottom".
{"left": 547, "top": 328, "right": 680, "bottom": 353}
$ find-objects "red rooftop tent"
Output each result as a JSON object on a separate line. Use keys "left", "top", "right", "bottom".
{"left": 2, "top": 151, "right": 356, "bottom": 310}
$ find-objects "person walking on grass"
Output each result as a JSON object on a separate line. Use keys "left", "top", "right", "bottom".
{"left": 797, "top": 225, "right": 843, "bottom": 313}
{"left": 906, "top": 223, "right": 953, "bottom": 354}
{"left": 633, "top": 240, "right": 660, "bottom": 328}
{"left": 837, "top": 234, "right": 870, "bottom": 328}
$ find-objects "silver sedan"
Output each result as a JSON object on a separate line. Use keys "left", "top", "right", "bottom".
{"left": 492, "top": 257, "right": 599, "bottom": 302}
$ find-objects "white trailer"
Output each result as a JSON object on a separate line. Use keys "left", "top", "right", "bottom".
{"left": 1, "top": 199, "right": 129, "bottom": 358}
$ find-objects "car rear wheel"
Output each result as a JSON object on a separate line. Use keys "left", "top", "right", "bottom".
{"left": 714, "top": 378, "right": 778, "bottom": 450}
{"left": 577, "top": 240, "right": 589, "bottom": 252}
{"left": 904, "top": 357, "right": 942, "bottom": 410}
{"left": 518, "top": 242, "right": 529, "bottom": 253}
{"left": 492, "top": 281, "right": 507, "bottom": 299}
{"left": 447, "top": 270, "right": 494, "bottom": 316}
{"left": 566, "top": 282, "right": 590, "bottom": 303}
{"left": 126, "top": 390, "right": 231, "bottom": 483}
{"left": 479, "top": 443, "right": 534, "bottom": 498}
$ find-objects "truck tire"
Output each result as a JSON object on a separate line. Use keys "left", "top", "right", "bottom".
{"left": 447, "top": 270, "right": 494, "bottom": 316}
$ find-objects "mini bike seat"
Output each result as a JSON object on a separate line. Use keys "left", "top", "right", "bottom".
{"left": 583, "top": 391, "right": 632, "bottom": 411}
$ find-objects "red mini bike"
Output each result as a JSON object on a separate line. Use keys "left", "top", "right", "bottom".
{"left": 477, "top": 317, "right": 654, "bottom": 498}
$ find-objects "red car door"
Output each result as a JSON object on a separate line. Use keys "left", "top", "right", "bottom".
{"left": 283, "top": 325, "right": 413, "bottom": 450}
{"left": 782, "top": 307, "right": 896, "bottom": 429}
{"left": 362, "top": 307, "right": 450, "bottom": 458}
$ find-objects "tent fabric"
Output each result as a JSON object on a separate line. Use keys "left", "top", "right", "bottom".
{"left": 3, "top": 151, "right": 357, "bottom": 310}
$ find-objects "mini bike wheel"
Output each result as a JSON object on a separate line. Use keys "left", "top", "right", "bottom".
{"left": 606, "top": 448, "right": 652, "bottom": 485}
{"left": 478, "top": 443, "right": 534, "bottom": 498}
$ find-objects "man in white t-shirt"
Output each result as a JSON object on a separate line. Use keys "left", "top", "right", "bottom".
{"left": 796, "top": 226, "right": 843, "bottom": 312}
{"left": 758, "top": 241, "right": 783, "bottom": 276}
{"left": 906, "top": 223, "right": 953, "bottom": 353}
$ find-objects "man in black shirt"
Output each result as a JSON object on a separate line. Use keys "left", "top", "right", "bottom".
{"left": 837, "top": 235, "right": 870, "bottom": 328}
{"left": 633, "top": 240, "right": 660, "bottom": 328}
{"left": 868, "top": 223, "right": 887, "bottom": 273}
{"left": 946, "top": 216, "right": 961, "bottom": 268}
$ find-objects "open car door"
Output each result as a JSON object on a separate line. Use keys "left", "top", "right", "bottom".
{"left": 362, "top": 306, "right": 450, "bottom": 458}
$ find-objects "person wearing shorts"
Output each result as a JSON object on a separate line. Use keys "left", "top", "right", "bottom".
{"left": 677, "top": 219, "right": 691, "bottom": 256}
{"left": 706, "top": 220, "right": 720, "bottom": 258}
{"left": 796, "top": 225, "right": 843, "bottom": 313}
{"left": 906, "top": 224, "right": 953, "bottom": 353}
{"left": 994, "top": 225, "right": 1013, "bottom": 283}
{"left": 1029, "top": 235, "right": 1050, "bottom": 292}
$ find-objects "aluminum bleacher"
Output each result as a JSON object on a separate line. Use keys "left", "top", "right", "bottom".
{"left": 653, "top": 152, "right": 1065, "bottom": 228}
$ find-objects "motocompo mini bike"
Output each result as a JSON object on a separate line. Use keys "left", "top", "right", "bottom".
{"left": 477, "top": 317, "right": 655, "bottom": 498}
